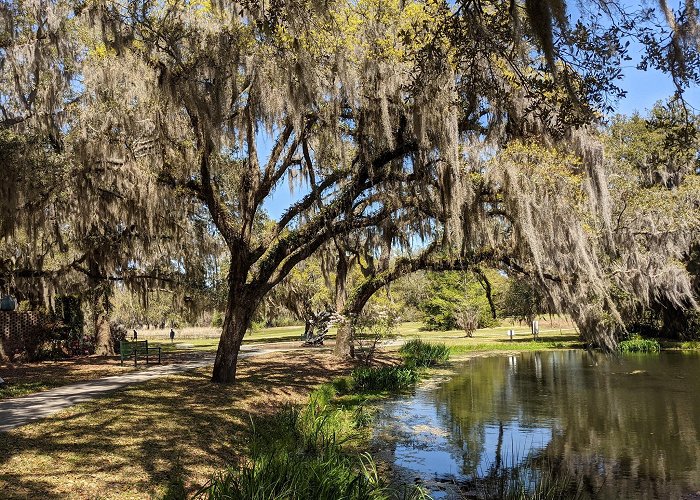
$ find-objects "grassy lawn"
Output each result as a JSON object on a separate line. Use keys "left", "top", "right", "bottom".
{"left": 0, "top": 320, "right": 581, "bottom": 400}
{"left": 142, "top": 324, "right": 307, "bottom": 346}
{"left": 0, "top": 351, "right": 359, "bottom": 499}
{"left": 391, "top": 320, "right": 581, "bottom": 353}
{"left": 140, "top": 316, "right": 578, "bottom": 351}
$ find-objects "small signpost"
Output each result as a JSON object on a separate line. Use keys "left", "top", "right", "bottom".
{"left": 508, "top": 329, "right": 514, "bottom": 342}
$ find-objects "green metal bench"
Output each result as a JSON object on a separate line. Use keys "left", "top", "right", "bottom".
{"left": 119, "top": 340, "right": 162, "bottom": 366}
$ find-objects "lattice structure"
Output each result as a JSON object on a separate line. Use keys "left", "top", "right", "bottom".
{"left": 0, "top": 311, "right": 47, "bottom": 362}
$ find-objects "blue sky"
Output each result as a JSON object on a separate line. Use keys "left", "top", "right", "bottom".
{"left": 617, "top": 64, "right": 699, "bottom": 116}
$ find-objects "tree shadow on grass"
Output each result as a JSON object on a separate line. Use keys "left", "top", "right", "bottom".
{"left": 0, "top": 351, "right": 358, "bottom": 498}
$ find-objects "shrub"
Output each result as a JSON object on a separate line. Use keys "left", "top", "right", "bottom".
{"left": 351, "top": 366, "right": 419, "bottom": 392}
{"left": 211, "top": 310, "right": 223, "bottom": 328}
{"left": 618, "top": 335, "right": 660, "bottom": 353}
{"left": 399, "top": 339, "right": 451, "bottom": 367}
{"left": 456, "top": 304, "right": 480, "bottom": 337}
{"left": 351, "top": 306, "right": 399, "bottom": 365}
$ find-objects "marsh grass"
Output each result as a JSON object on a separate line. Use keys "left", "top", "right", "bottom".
{"left": 200, "top": 382, "right": 428, "bottom": 500}
{"left": 476, "top": 451, "right": 583, "bottom": 500}
{"left": 399, "top": 339, "right": 451, "bottom": 367}
{"left": 618, "top": 336, "right": 660, "bottom": 353}
{"left": 351, "top": 366, "right": 419, "bottom": 392}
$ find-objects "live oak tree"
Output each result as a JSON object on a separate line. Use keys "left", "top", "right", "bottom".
{"left": 0, "top": 1, "right": 212, "bottom": 354}
{"left": 85, "top": 0, "right": 699, "bottom": 368}
{"left": 78, "top": 0, "right": 473, "bottom": 382}
{"left": 2, "top": 0, "right": 698, "bottom": 378}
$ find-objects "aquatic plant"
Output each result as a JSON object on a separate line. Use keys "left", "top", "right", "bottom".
{"left": 477, "top": 451, "right": 583, "bottom": 500}
{"left": 618, "top": 336, "right": 661, "bottom": 353}
{"left": 200, "top": 382, "right": 427, "bottom": 500}
{"left": 399, "top": 339, "right": 451, "bottom": 367}
{"left": 351, "top": 366, "right": 419, "bottom": 392}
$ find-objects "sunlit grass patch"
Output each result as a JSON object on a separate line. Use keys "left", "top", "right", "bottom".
{"left": 448, "top": 340, "right": 581, "bottom": 355}
{"left": 351, "top": 366, "right": 419, "bottom": 392}
{"left": 399, "top": 339, "right": 451, "bottom": 367}
{"left": 618, "top": 336, "right": 660, "bottom": 353}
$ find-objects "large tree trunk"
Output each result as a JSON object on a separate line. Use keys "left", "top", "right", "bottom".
{"left": 333, "top": 244, "right": 353, "bottom": 358}
{"left": 211, "top": 286, "right": 256, "bottom": 383}
{"left": 89, "top": 254, "right": 114, "bottom": 356}
{"left": 335, "top": 323, "right": 354, "bottom": 358}
{"left": 93, "top": 293, "right": 113, "bottom": 356}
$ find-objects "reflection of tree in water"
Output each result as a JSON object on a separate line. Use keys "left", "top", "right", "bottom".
{"left": 432, "top": 358, "right": 509, "bottom": 477}
{"left": 430, "top": 352, "right": 700, "bottom": 498}
{"left": 536, "top": 352, "right": 700, "bottom": 499}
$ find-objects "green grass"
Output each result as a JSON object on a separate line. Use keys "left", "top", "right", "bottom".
{"left": 199, "top": 378, "right": 427, "bottom": 500}
{"left": 399, "top": 339, "right": 451, "bottom": 367}
{"left": 449, "top": 340, "right": 580, "bottom": 354}
{"left": 136, "top": 320, "right": 582, "bottom": 354}
{"left": 148, "top": 324, "right": 339, "bottom": 352}
{"left": 393, "top": 321, "right": 581, "bottom": 355}
{"left": 351, "top": 366, "right": 419, "bottom": 392}
{"left": 618, "top": 336, "right": 660, "bottom": 353}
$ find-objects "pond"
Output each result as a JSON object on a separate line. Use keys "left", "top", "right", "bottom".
{"left": 372, "top": 350, "right": 700, "bottom": 499}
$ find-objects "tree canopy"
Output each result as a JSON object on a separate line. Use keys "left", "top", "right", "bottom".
{"left": 1, "top": 0, "right": 699, "bottom": 381}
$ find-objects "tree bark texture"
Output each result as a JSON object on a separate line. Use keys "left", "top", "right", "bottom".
{"left": 93, "top": 292, "right": 114, "bottom": 356}
{"left": 333, "top": 245, "right": 352, "bottom": 358}
{"left": 211, "top": 285, "right": 256, "bottom": 383}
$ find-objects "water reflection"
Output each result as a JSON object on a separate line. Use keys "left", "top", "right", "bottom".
{"left": 373, "top": 351, "right": 700, "bottom": 499}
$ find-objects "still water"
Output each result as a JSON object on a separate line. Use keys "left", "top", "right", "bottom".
{"left": 372, "top": 351, "right": 700, "bottom": 499}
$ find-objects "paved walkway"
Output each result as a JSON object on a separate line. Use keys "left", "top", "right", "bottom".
{"left": 0, "top": 345, "right": 292, "bottom": 432}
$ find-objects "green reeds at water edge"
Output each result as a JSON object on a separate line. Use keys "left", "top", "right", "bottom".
{"left": 199, "top": 341, "right": 451, "bottom": 499}
{"left": 351, "top": 366, "right": 419, "bottom": 392}
{"left": 197, "top": 381, "right": 430, "bottom": 500}
{"left": 399, "top": 339, "right": 451, "bottom": 367}
{"left": 618, "top": 335, "right": 661, "bottom": 353}
{"left": 473, "top": 450, "right": 584, "bottom": 500}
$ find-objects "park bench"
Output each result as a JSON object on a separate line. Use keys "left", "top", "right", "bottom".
{"left": 119, "top": 340, "right": 162, "bottom": 366}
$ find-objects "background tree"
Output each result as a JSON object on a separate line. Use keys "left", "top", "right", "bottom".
{"left": 81, "top": 0, "right": 471, "bottom": 382}
{"left": 501, "top": 276, "right": 549, "bottom": 325}
{"left": 0, "top": 0, "right": 211, "bottom": 355}
{"left": 604, "top": 100, "right": 700, "bottom": 339}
